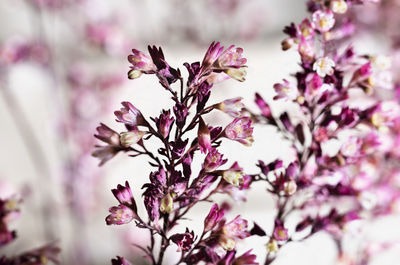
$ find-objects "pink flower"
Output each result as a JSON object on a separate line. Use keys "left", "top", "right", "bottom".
{"left": 203, "top": 148, "right": 227, "bottom": 172}
{"left": 106, "top": 205, "right": 135, "bottom": 225}
{"left": 202, "top": 42, "right": 225, "bottom": 69}
{"left": 273, "top": 220, "right": 289, "bottom": 241}
{"left": 223, "top": 215, "right": 250, "bottom": 240}
{"left": 313, "top": 57, "right": 335, "bottom": 77}
{"left": 218, "top": 215, "right": 250, "bottom": 250}
{"left": 312, "top": 10, "right": 335, "bottom": 33}
{"left": 114, "top": 101, "right": 145, "bottom": 127}
{"left": 127, "top": 49, "right": 156, "bottom": 79}
{"left": 215, "top": 97, "right": 244, "bottom": 117}
{"left": 273, "top": 79, "right": 299, "bottom": 101}
{"left": 119, "top": 129, "right": 147, "bottom": 147}
{"left": 112, "top": 181, "right": 136, "bottom": 209}
{"left": 299, "top": 18, "right": 315, "bottom": 39}
{"left": 340, "top": 137, "right": 362, "bottom": 157}
{"left": 202, "top": 42, "right": 247, "bottom": 82}
{"left": 198, "top": 117, "right": 212, "bottom": 154}
{"left": 224, "top": 117, "right": 254, "bottom": 146}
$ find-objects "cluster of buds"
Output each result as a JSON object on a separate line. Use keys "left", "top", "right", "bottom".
{"left": 94, "top": 42, "right": 256, "bottom": 264}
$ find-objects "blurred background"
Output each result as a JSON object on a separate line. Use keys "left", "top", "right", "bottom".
{"left": 0, "top": 0, "right": 399, "bottom": 264}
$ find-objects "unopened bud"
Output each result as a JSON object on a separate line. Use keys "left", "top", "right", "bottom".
{"left": 160, "top": 193, "right": 174, "bottom": 214}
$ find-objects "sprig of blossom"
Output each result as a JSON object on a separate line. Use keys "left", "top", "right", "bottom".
{"left": 94, "top": 42, "right": 256, "bottom": 265}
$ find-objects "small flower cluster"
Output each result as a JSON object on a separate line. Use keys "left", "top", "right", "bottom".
{"left": 0, "top": 193, "right": 60, "bottom": 264}
{"left": 94, "top": 42, "right": 256, "bottom": 264}
{"left": 245, "top": 0, "right": 400, "bottom": 264}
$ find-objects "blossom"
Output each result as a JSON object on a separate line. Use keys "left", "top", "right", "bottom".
{"left": 273, "top": 79, "right": 299, "bottom": 101}
{"left": 155, "top": 110, "right": 174, "bottom": 138}
{"left": 312, "top": 10, "right": 335, "bottom": 33}
{"left": 114, "top": 101, "right": 145, "bottom": 127}
{"left": 111, "top": 181, "right": 136, "bottom": 209}
{"left": 203, "top": 148, "right": 227, "bottom": 172}
{"left": 202, "top": 42, "right": 247, "bottom": 82}
{"left": 222, "top": 162, "right": 245, "bottom": 187}
{"left": 215, "top": 97, "right": 244, "bottom": 117}
{"left": 224, "top": 117, "right": 254, "bottom": 146}
{"left": 340, "top": 137, "right": 362, "bottom": 157}
{"left": 106, "top": 205, "right": 135, "bottom": 225}
{"left": 331, "top": 0, "right": 348, "bottom": 14}
{"left": 313, "top": 57, "right": 335, "bottom": 77}
{"left": 119, "top": 130, "right": 146, "bottom": 147}
{"left": 273, "top": 220, "right": 288, "bottom": 241}
{"left": 198, "top": 117, "right": 212, "bottom": 154}
{"left": 219, "top": 215, "right": 250, "bottom": 250}
{"left": 299, "top": 19, "right": 315, "bottom": 39}
{"left": 171, "top": 229, "right": 195, "bottom": 252}
{"left": 127, "top": 49, "right": 156, "bottom": 79}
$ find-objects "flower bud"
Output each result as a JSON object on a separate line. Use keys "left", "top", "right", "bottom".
{"left": 216, "top": 97, "right": 244, "bottom": 117}
{"left": 120, "top": 130, "right": 146, "bottom": 147}
{"left": 160, "top": 193, "right": 174, "bottom": 214}
{"left": 223, "top": 170, "right": 244, "bottom": 187}
{"left": 218, "top": 234, "right": 236, "bottom": 251}
{"left": 266, "top": 239, "right": 279, "bottom": 253}
{"left": 284, "top": 180, "right": 297, "bottom": 196}
{"left": 281, "top": 38, "right": 294, "bottom": 51}
{"left": 198, "top": 117, "right": 211, "bottom": 154}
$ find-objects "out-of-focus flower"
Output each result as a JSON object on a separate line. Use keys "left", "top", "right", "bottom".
{"left": 341, "top": 137, "right": 362, "bottom": 158}
{"left": 331, "top": 0, "right": 348, "bottom": 14}
{"left": 224, "top": 117, "right": 254, "bottom": 146}
{"left": 312, "top": 10, "right": 335, "bottom": 33}
{"left": 273, "top": 79, "right": 299, "bottom": 101}
{"left": 219, "top": 215, "right": 250, "bottom": 251}
{"left": 313, "top": 57, "right": 335, "bottom": 77}
{"left": 273, "top": 220, "right": 289, "bottom": 241}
